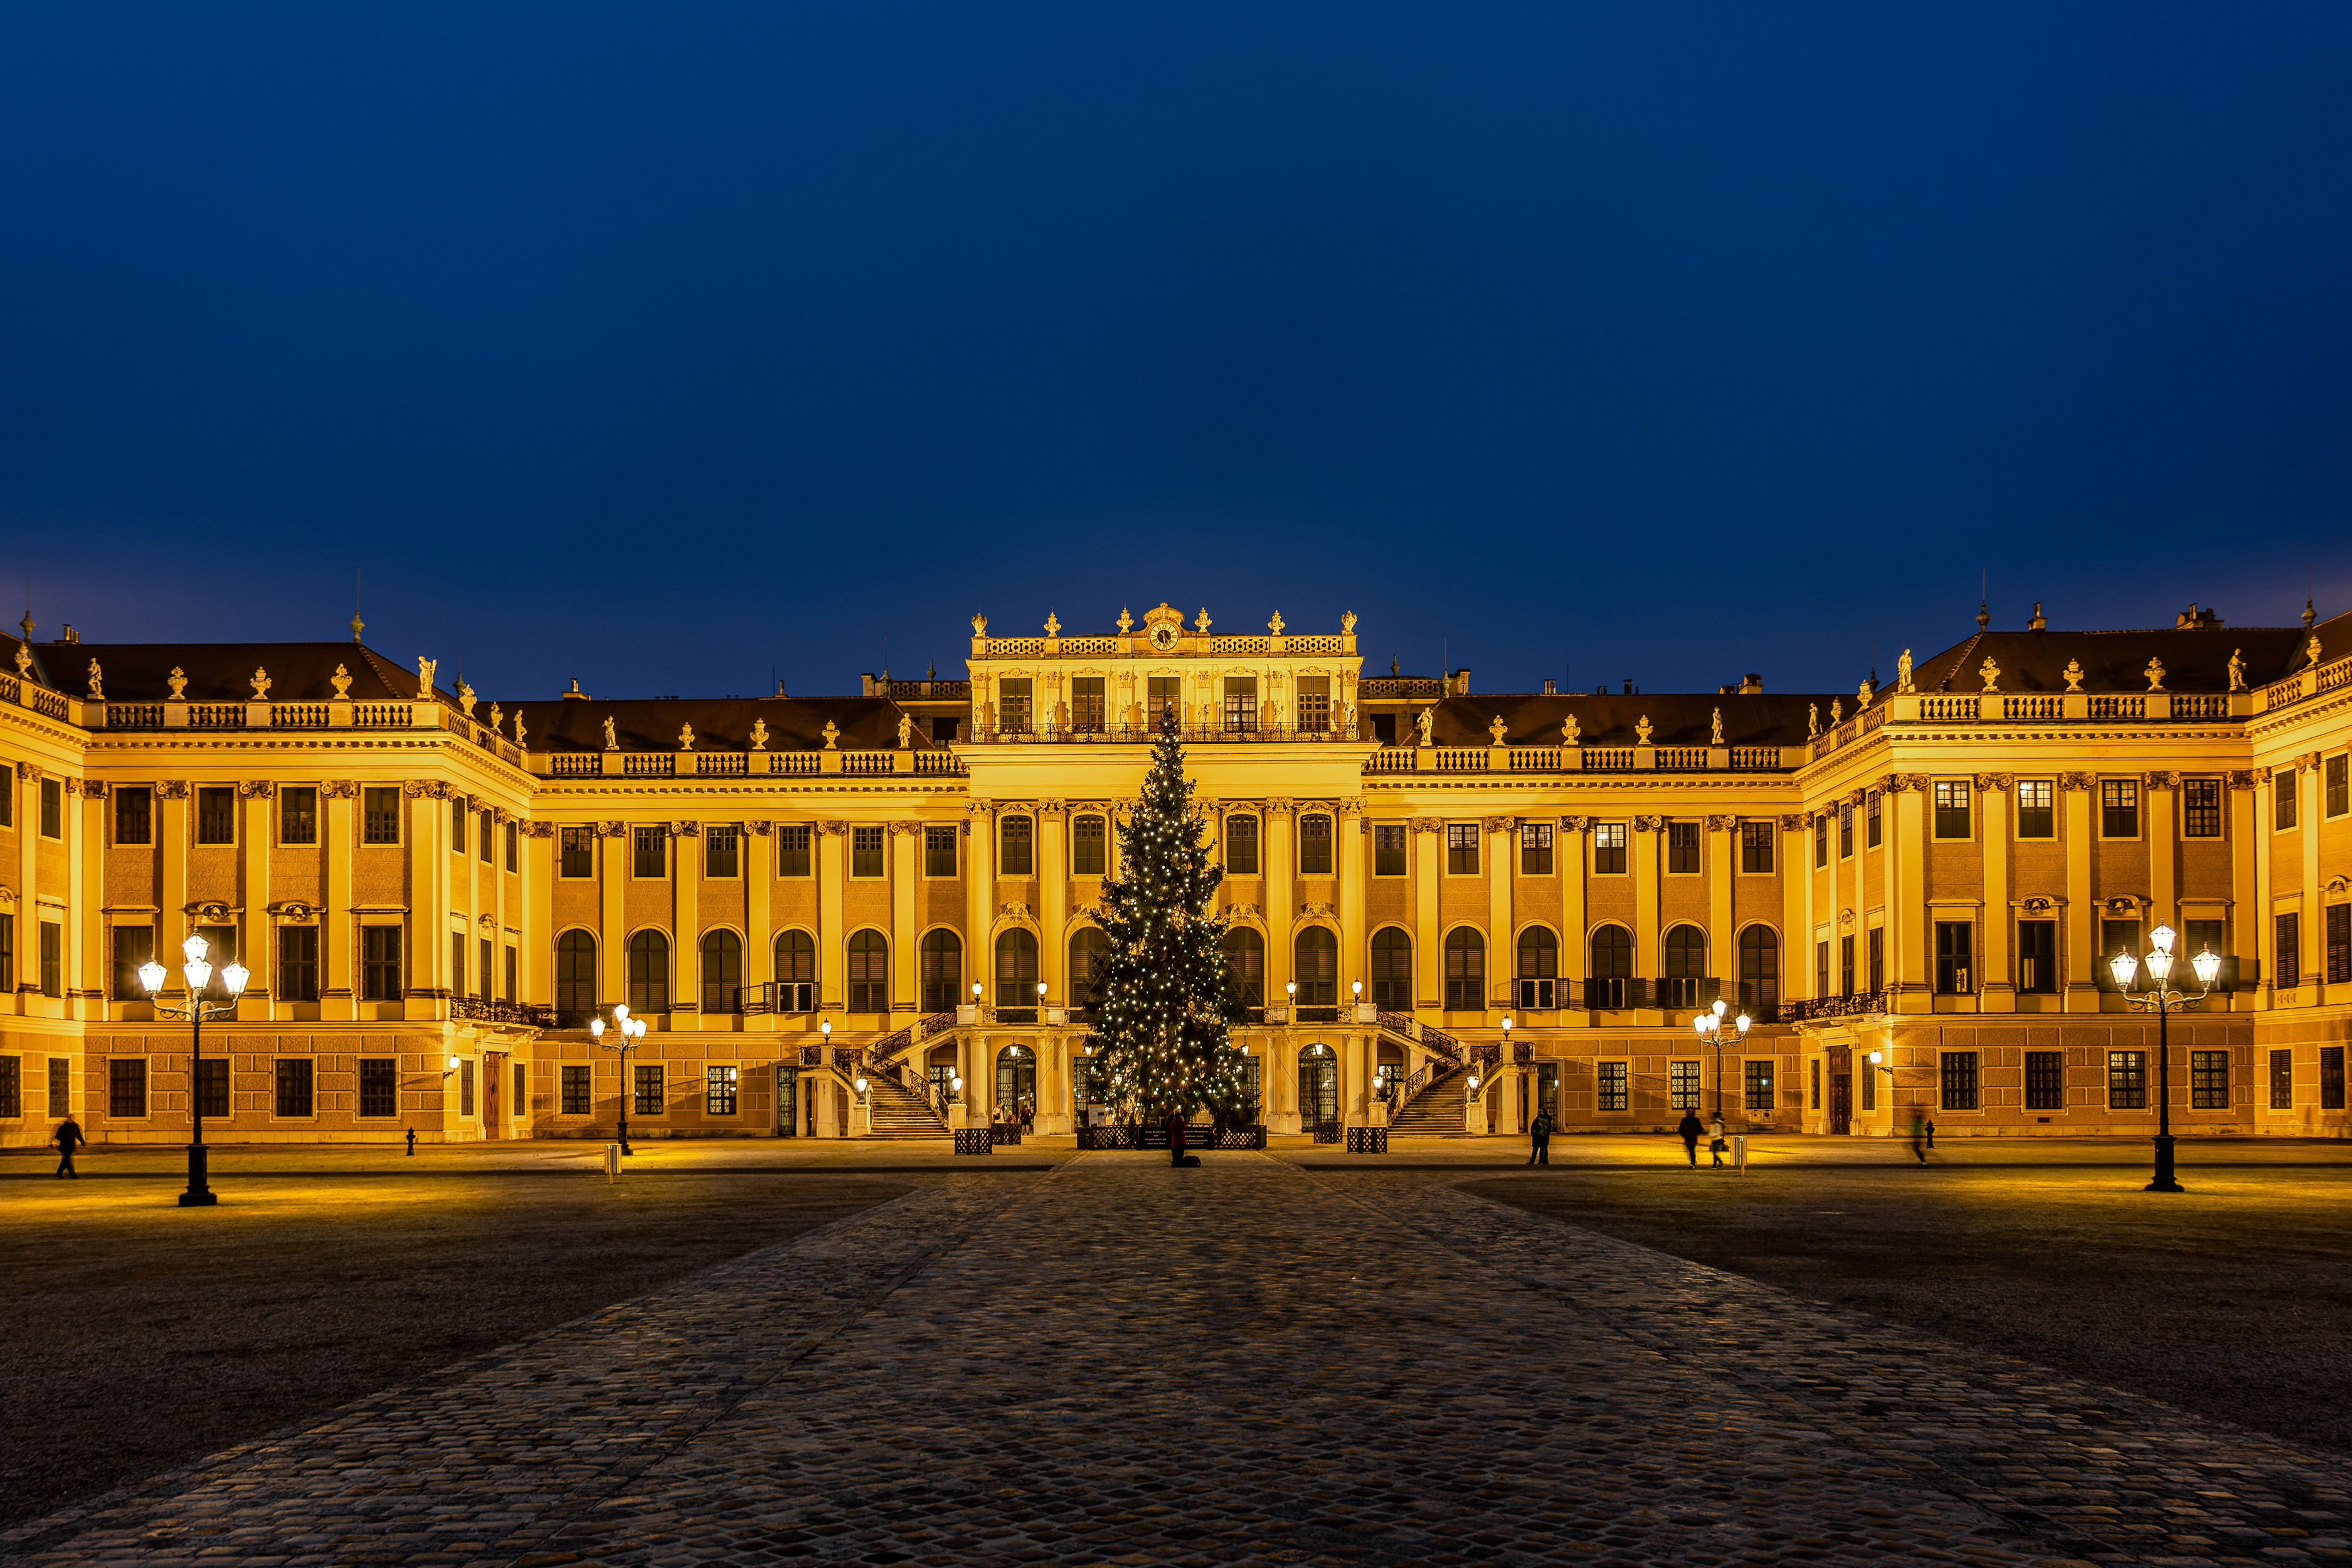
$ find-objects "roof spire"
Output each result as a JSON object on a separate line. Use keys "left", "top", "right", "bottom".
{"left": 1976, "top": 599, "right": 1989, "bottom": 631}
{"left": 2305, "top": 598, "right": 2318, "bottom": 630}
{"left": 2028, "top": 601, "right": 2047, "bottom": 632}
{"left": 352, "top": 568, "right": 364, "bottom": 643}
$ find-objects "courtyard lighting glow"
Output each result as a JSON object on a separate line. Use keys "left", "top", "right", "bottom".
{"left": 594, "top": 1005, "right": 649, "bottom": 1156}
{"left": 2113, "top": 924, "right": 2227, "bottom": 1192}
{"left": 141, "top": 927, "right": 252, "bottom": 1207}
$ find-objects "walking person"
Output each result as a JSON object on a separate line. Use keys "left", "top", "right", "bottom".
{"left": 1527, "top": 1103, "right": 1555, "bottom": 1165}
{"left": 53, "top": 1113, "right": 85, "bottom": 1179}
{"left": 1166, "top": 1106, "right": 1189, "bottom": 1168}
{"left": 1909, "top": 1111, "right": 1929, "bottom": 1166}
{"left": 1708, "top": 1112, "right": 1728, "bottom": 1168}
{"left": 1676, "top": 1109, "right": 1703, "bottom": 1167}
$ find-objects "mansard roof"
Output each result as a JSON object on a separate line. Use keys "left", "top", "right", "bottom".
{"left": 511, "top": 694, "right": 923, "bottom": 754}
{"left": 19, "top": 641, "right": 429, "bottom": 703}
{"left": 1907, "top": 620, "right": 2323, "bottom": 696}
{"left": 1425, "top": 692, "right": 1828, "bottom": 748}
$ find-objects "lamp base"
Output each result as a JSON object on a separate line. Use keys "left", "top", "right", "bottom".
{"left": 2145, "top": 1133, "right": 2184, "bottom": 1193}
{"left": 179, "top": 1142, "right": 218, "bottom": 1206}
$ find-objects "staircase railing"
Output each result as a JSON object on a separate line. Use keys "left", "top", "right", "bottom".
{"left": 1389, "top": 1059, "right": 1462, "bottom": 1125}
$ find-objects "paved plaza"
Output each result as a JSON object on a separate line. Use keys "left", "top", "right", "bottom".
{"left": 6, "top": 1151, "right": 2352, "bottom": 1566}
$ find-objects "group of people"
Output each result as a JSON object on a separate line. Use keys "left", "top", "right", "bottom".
{"left": 1521, "top": 1106, "right": 1937, "bottom": 1167}
{"left": 988, "top": 1100, "right": 1036, "bottom": 1135}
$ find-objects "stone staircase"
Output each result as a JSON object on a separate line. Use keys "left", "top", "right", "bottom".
{"left": 1387, "top": 1066, "right": 1470, "bottom": 1137}
{"left": 866, "top": 1073, "right": 950, "bottom": 1140}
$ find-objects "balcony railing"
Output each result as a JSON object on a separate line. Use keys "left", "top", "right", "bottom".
{"left": 453, "top": 996, "right": 556, "bottom": 1027}
{"left": 968, "top": 723, "right": 1353, "bottom": 745}
{"left": 1785, "top": 990, "right": 1887, "bottom": 1022}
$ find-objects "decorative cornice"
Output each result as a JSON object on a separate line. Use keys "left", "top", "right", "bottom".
{"left": 1633, "top": 814, "right": 1665, "bottom": 833}
{"left": 1778, "top": 813, "right": 1806, "bottom": 832}
{"left": 746, "top": 820, "right": 773, "bottom": 835}
{"left": 669, "top": 820, "right": 701, "bottom": 837}
{"left": 240, "top": 780, "right": 276, "bottom": 798}
{"left": 1703, "top": 814, "right": 1739, "bottom": 832}
{"left": 598, "top": 820, "right": 628, "bottom": 837}
{"left": 2225, "top": 771, "right": 2259, "bottom": 790}
{"left": 2143, "top": 771, "right": 2181, "bottom": 790}
{"left": 888, "top": 818, "right": 924, "bottom": 836}
{"left": 520, "top": 820, "right": 555, "bottom": 838}
{"left": 1480, "top": 815, "right": 1512, "bottom": 834}
{"left": 322, "top": 780, "right": 358, "bottom": 800}
{"left": 1408, "top": 817, "right": 1445, "bottom": 834}
{"left": 1972, "top": 773, "right": 2013, "bottom": 793}
{"left": 156, "top": 780, "right": 188, "bottom": 800}
{"left": 2057, "top": 771, "right": 2095, "bottom": 792}
{"left": 79, "top": 780, "right": 107, "bottom": 799}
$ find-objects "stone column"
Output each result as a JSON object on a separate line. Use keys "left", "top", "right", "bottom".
{"left": 2147, "top": 773, "right": 2178, "bottom": 941}
{"left": 1266, "top": 801, "right": 1296, "bottom": 1003}
{"left": 2302, "top": 761, "right": 2324, "bottom": 1005}
{"left": 817, "top": 820, "right": 845, "bottom": 1013}
{"left": 1707, "top": 815, "right": 1735, "bottom": 1009}
{"left": 889, "top": 820, "right": 919, "bottom": 1013}
{"left": 1633, "top": 816, "right": 1661, "bottom": 1004}
{"left": 1979, "top": 778, "right": 2011, "bottom": 1012}
{"left": 961, "top": 803, "right": 995, "bottom": 1126}
{"left": 323, "top": 783, "right": 356, "bottom": 1019}
{"left": 1562, "top": 817, "right": 1589, "bottom": 1020}
{"left": 1779, "top": 814, "right": 1806, "bottom": 1005}
{"left": 673, "top": 818, "right": 700, "bottom": 1023}
{"left": 1412, "top": 818, "right": 1441, "bottom": 1009}
{"left": 70, "top": 779, "right": 97, "bottom": 1018}
{"left": 1336, "top": 802, "right": 1365, "bottom": 1002}
{"left": 522, "top": 822, "right": 551, "bottom": 1010}
{"left": 1889, "top": 781, "right": 1926, "bottom": 1003}
{"left": 598, "top": 823, "right": 626, "bottom": 1009}
{"left": 2228, "top": 773, "right": 2258, "bottom": 1015}
{"left": 406, "top": 784, "right": 450, "bottom": 1019}
{"left": 2060, "top": 774, "right": 2096, "bottom": 1009}
{"left": 1039, "top": 803, "right": 1067, "bottom": 1009}
{"left": 241, "top": 785, "right": 272, "bottom": 1016}
{"left": 744, "top": 822, "right": 772, "bottom": 1027}
{"left": 1800, "top": 811, "right": 1818, "bottom": 1000}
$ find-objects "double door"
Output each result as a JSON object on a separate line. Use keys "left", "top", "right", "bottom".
{"left": 1298, "top": 1051, "right": 1338, "bottom": 1127}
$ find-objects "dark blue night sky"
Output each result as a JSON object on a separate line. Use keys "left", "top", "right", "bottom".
{"left": 4, "top": 3, "right": 2349, "bottom": 701}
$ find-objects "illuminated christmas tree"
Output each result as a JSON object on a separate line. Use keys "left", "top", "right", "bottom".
{"left": 1089, "top": 718, "right": 1254, "bottom": 1125}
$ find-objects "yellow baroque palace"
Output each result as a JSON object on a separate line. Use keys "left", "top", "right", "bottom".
{"left": 3, "top": 594, "right": 2349, "bottom": 1147}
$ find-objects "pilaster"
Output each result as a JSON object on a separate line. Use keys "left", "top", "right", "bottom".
{"left": 1040, "top": 803, "right": 1068, "bottom": 1007}
{"left": 888, "top": 821, "right": 919, "bottom": 1011}
{"left": 817, "top": 820, "right": 845, "bottom": 1014}
{"left": 2061, "top": 773, "right": 2097, "bottom": 1009}
{"left": 672, "top": 817, "right": 700, "bottom": 1021}
{"left": 1890, "top": 781, "right": 1926, "bottom": 1002}
{"left": 1485, "top": 815, "right": 1512, "bottom": 1013}
{"left": 322, "top": 782, "right": 356, "bottom": 1019}
{"left": 1266, "top": 802, "right": 1295, "bottom": 1000}
{"left": 1978, "top": 776, "right": 2012, "bottom": 1010}
{"left": 599, "top": 823, "right": 626, "bottom": 1008}
{"left": 1412, "top": 818, "right": 1441, "bottom": 1009}
{"left": 241, "top": 784, "right": 272, "bottom": 1012}
{"left": 1707, "top": 815, "right": 1734, "bottom": 1007}
{"left": 1633, "top": 816, "right": 1661, "bottom": 992}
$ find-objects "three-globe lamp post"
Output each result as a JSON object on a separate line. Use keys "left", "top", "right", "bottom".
{"left": 1690, "top": 999, "right": 1753, "bottom": 1124}
{"left": 139, "top": 932, "right": 250, "bottom": 1208}
{"left": 589, "top": 1003, "right": 649, "bottom": 1155}
{"left": 2109, "top": 924, "right": 2223, "bottom": 1194}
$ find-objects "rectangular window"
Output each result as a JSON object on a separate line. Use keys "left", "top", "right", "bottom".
{"left": 1597, "top": 1061, "right": 1628, "bottom": 1112}
{"left": 561, "top": 1064, "right": 591, "bottom": 1115}
{"left": 0, "top": 1056, "right": 16, "bottom": 1119}
{"left": 999, "top": 677, "right": 1032, "bottom": 734}
{"left": 115, "top": 786, "right": 152, "bottom": 845}
{"left": 1941, "top": 1051, "right": 1980, "bottom": 1111}
{"left": 2191, "top": 1051, "right": 2229, "bottom": 1110}
{"left": 112, "top": 924, "right": 154, "bottom": 1000}
{"left": 2323, "top": 1047, "right": 2346, "bottom": 1111}
{"left": 632, "top": 825, "right": 667, "bottom": 878}
{"left": 924, "top": 825, "right": 958, "bottom": 877}
{"left": 1073, "top": 815, "right": 1108, "bottom": 876}
{"left": 2018, "top": 920, "right": 2058, "bottom": 993}
{"left": 2183, "top": 778, "right": 2222, "bottom": 839}
{"left": 1374, "top": 824, "right": 1407, "bottom": 876}
{"left": 450, "top": 798, "right": 467, "bottom": 855}
{"left": 277, "top": 786, "right": 317, "bottom": 845}
{"left": 1519, "top": 822, "right": 1552, "bottom": 876}
{"left": 1070, "top": 675, "right": 1106, "bottom": 734}
{"left": 1838, "top": 802, "right": 1853, "bottom": 859}
{"left": 1147, "top": 675, "right": 1180, "bottom": 726}
{"left": 1935, "top": 921, "right": 1973, "bottom": 994}
{"left": 707, "top": 1064, "right": 739, "bottom": 1116}
{"left": 1933, "top": 780, "right": 1971, "bottom": 840}
{"left": 193, "top": 1057, "right": 226, "bottom": 1118}
{"left": 2185, "top": 919, "right": 2226, "bottom": 972}
{"left": 2100, "top": 778, "right": 2139, "bottom": 839}
{"left": 850, "top": 825, "right": 886, "bottom": 877}
{"left": 1866, "top": 790, "right": 1882, "bottom": 849}
{"left": 1224, "top": 814, "right": 1261, "bottom": 874}
{"left": 1809, "top": 1059, "right": 1820, "bottom": 1110}
{"left": 1262, "top": 808, "right": 1318, "bottom": 879}
{"left": 1667, "top": 820, "right": 1699, "bottom": 874}
{"left": 2277, "top": 912, "right": 2301, "bottom": 989}
{"left": 506, "top": 820, "right": 519, "bottom": 871}
{"left": 109, "top": 1057, "right": 147, "bottom": 1119}
{"left": 1222, "top": 676, "right": 1258, "bottom": 732}
{"left": 278, "top": 925, "right": 319, "bottom": 1002}
{"left": 40, "top": 776, "right": 62, "bottom": 839}
{"left": 2330, "top": 903, "right": 2352, "bottom": 985}
{"left": 1593, "top": 822, "right": 1628, "bottom": 876}
{"left": 2107, "top": 1051, "right": 2147, "bottom": 1110}
{"left": 1669, "top": 1059, "right": 1701, "bottom": 1111}
{"left": 1296, "top": 676, "right": 1332, "bottom": 733}
{"left": 504, "top": 945, "right": 517, "bottom": 1004}
{"left": 1445, "top": 822, "right": 1478, "bottom": 875}
{"left": 1815, "top": 939, "right": 1830, "bottom": 999}
{"left": 1740, "top": 820, "right": 1774, "bottom": 874}
{"left": 778, "top": 825, "right": 812, "bottom": 877}
{"left": 2329, "top": 754, "right": 2349, "bottom": 818}
{"left": 2270, "top": 1049, "right": 2294, "bottom": 1110}
{"left": 0, "top": 913, "right": 12, "bottom": 992}
{"left": 2016, "top": 780, "right": 2055, "bottom": 839}
{"left": 560, "top": 826, "right": 595, "bottom": 877}
{"left": 1867, "top": 927, "right": 1884, "bottom": 993}
{"left": 706, "top": 824, "right": 740, "bottom": 879}
{"left": 451, "top": 933, "right": 467, "bottom": 998}
{"left": 196, "top": 786, "right": 236, "bottom": 844}
{"left": 479, "top": 808, "right": 494, "bottom": 862}
{"left": 40, "top": 920, "right": 62, "bottom": 997}
{"left": 275, "top": 1057, "right": 315, "bottom": 1118}
{"left": 1744, "top": 1060, "right": 1774, "bottom": 1112}
{"left": 361, "top": 925, "right": 403, "bottom": 1001}
{"left": 457, "top": 1059, "right": 474, "bottom": 1118}
{"left": 1860, "top": 1057, "right": 1876, "bottom": 1112}
{"left": 1839, "top": 934, "right": 1855, "bottom": 997}
{"left": 2025, "top": 1051, "right": 2064, "bottom": 1110}
{"left": 635, "top": 1062, "right": 665, "bottom": 1116}
{"left": 1000, "top": 815, "right": 1034, "bottom": 877}
{"left": 2276, "top": 770, "right": 2298, "bottom": 830}
{"left": 1814, "top": 815, "right": 1828, "bottom": 867}
{"left": 479, "top": 938, "right": 492, "bottom": 1001}
{"left": 363, "top": 786, "right": 402, "bottom": 844}
{"left": 359, "top": 1059, "right": 398, "bottom": 1118}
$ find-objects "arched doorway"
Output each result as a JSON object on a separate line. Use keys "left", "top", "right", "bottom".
{"left": 1298, "top": 1042, "right": 1338, "bottom": 1134}
{"left": 996, "top": 1042, "right": 1037, "bottom": 1122}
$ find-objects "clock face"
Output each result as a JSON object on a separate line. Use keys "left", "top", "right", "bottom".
{"left": 1149, "top": 623, "right": 1179, "bottom": 652}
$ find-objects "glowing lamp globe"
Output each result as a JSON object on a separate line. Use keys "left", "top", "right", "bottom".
{"left": 137, "top": 958, "right": 167, "bottom": 995}
{"left": 220, "top": 961, "right": 250, "bottom": 997}
{"left": 590, "top": 1017, "right": 604, "bottom": 1038}
{"left": 2192, "top": 949, "right": 2223, "bottom": 987}
{"left": 2109, "top": 951, "right": 2139, "bottom": 989}
{"left": 2151, "top": 924, "right": 2176, "bottom": 954}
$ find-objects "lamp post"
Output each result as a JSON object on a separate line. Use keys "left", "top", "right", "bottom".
{"left": 2111, "top": 924, "right": 2223, "bottom": 1194}
{"left": 589, "top": 1003, "right": 648, "bottom": 1155}
{"left": 140, "top": 932, "right": 250, "bottom": 1207}
{"left": 1690, "top": 999, "right": 1753, "bottom": 1123}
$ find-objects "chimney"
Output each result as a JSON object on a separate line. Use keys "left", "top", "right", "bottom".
{"left": 2175, "top": 604, "right": 2221, "bottom": 630}
{"left": 561, "top": 678, "right": 590, "bottom": 700}
{"left": 1621, "top": 679, "right": 1633, "bottom": 695}
{"left": 1740, "top": 673, "right": 1762, "bottom": 694}
{"left": 1541, "top": 678, "right": 1556, "bottom": 694}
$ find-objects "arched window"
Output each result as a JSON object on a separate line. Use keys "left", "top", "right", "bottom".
{"left": 995, "top": 928, "right": 1039, "bottom": 1009}
{"left": 1738, "top": 926, "right": 1780, "bottom": 1019}
{"left": 1069, "top": 927, "right": 1110, "bottom": 1012}
{"left": 1294, "top": 926, "right": 1338, "bottom": 1007}
{"left": 1443, "top": 927, "right": 1485, "bottom": 1012}
{"left": 555, "top": 930, "right": 596, "bottom": 1025}
{"left": 847, "top": 930, "right": 888, "bottom": 1013}
{"left": 1370, "top": 926, "right": 1412, "bottom": 1009}
{"left": 700, "top": 930, "right": 742, "bottom": 1014}
{"left": 775, "top": 929, "right": 815, "bottom": 1013}
{"left": 1516, "top": 926, "right": 1559, "bottom": 1010}
{"left": 1222, "top": 927, "right": 1264, "bottom": 1007}
{"left": 919, "top": 929, "right": 962, "bottom": 1012}
{"left": 1664, "top": 924, "right": 1707, "bottom": 1009}
{"left": 625, "top": 930, "right": 669, "bottom": 1015}
{"left": 1589, "top": 925, "right": 1633, "bottom": 1010}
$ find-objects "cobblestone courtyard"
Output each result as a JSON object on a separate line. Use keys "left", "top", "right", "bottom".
{"left": 6, "top": 1152, "right": 2351, "bottom": 1567}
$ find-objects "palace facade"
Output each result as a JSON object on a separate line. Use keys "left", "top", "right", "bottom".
{"left": 3, "top": 593, "right": 2349, "bottom": 1147}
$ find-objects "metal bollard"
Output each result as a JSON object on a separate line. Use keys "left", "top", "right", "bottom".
{"left": 1732, "top": 1134, "right": 1748, "bottom": 1173}
{"left": 605, "top": 1143, "right": 620, "bottom": 1184}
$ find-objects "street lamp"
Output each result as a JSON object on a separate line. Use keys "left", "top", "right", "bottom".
{"left": 140, "top": 931, "right": 249, "bottom": 1207}
{"left": 1690, "top": 999, "right": 1753, "bottom": 1123}
{"left": 588, "top": 1003, "right": 648, "bottom": 1155}
{"left": 2111, "top": 924, "right": 2223, "bottom": 1194}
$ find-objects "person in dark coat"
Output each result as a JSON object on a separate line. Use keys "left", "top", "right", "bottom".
{"left": 1166, "top": 1106, "right": 1189, "bottom": 1167}
{"left": 53, "top": 1114, "right": 85, "bottom": 1179}
{"left": 1527, "top": 1106, "right": 1555, "bottom": 1166}
{"left": 1675, "top": 1110, "right": 1703, "bottom": 1167}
